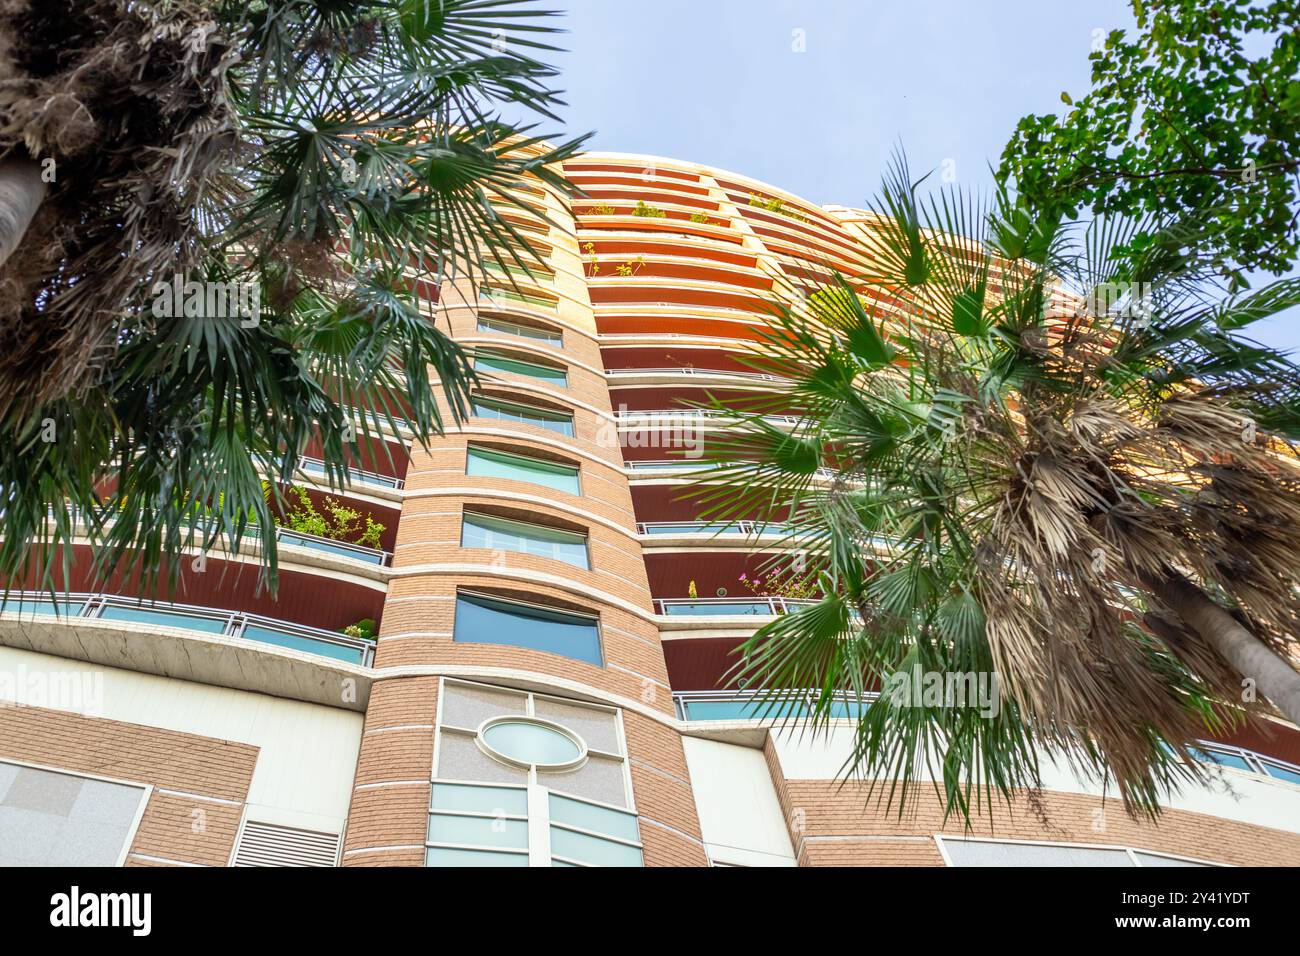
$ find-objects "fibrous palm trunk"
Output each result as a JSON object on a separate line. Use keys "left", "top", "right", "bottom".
{"left": 1147, "top": 569, "right": 1300, "bottom": 725}
{"left": 0, "top": 159, "right": 44, "bottom": 269}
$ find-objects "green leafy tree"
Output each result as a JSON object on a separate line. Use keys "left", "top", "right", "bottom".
{"left": 999, "top": 0, "right": 1300, "bottom": 280}
{"left": 692, "top": 155, "right": 1300, "bottom": 820}
{"left": 0, "top": 0, "right": 585, "bottom": 592}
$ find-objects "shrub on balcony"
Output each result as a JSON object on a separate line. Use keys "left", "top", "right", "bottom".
{"left": 278, "top": 486, "right": 385, "bottom": 550}
{"left": 633, "top": 201, "right": 666, "bottom": 218}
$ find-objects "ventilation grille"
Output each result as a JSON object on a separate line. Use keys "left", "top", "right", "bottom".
{"left": 233, "top": 821, "right": 340, "bottom": 867}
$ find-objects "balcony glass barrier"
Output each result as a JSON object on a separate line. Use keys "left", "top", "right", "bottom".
{"left": 298, "top": 456, "right": 403, "bottom": 489}
{"left": 0, "top": 592, "right": 375, "bottom": 666}
{"left": 654, "top": 597, "right": 815, "bottom": 616}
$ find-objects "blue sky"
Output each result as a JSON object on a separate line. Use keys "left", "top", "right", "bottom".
{"left": 526, "top": 0, "right": 1298, "bottom": 356}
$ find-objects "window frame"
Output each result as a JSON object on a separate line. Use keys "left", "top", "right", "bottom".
{"left": 460, "top": 510, "right": 590, "bottom": 570}
{"left": 452, "top": 590, "right": 604, "bottom": 666}
{"left": 474, "top": 349, "right": 569, "bottom": 387}
{"left": 428, "top": 678, "right": 642, "bottom": 867}
{"left": 476, "top": 315, "right": 564, "bottom": 348}
{"left": 465, "top": 444, "right": 582, "bottom": 495}
{"left": 469, "top": 395, "right": 575, "bottom": 437}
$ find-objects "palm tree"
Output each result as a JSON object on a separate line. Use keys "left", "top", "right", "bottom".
{"left": 0, "top": 0, "right": 585, "bottom": 591}
{"left": 689, "top": 155, "right": 1300, "bottom": 819}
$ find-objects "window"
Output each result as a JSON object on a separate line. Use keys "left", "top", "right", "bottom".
{"left": 936, "top": 837, "right": 1220, "bottom": 867}
{"left": 477, "top": 316, "right": 563, "bottom": 347}
{"left": 471, "top": 396, "right": 574, "bottom": 437}
{"left": 453, "top": 592, "right": 602, "bottom": 665}
{"left": 428, "top": 679, "right": 643, "bottom": 867}
{"left": 0, "top": 760, "right": 149, "bottom": 866}
{"left": 475, "top": 350, "right": 568, "bottom": 386}
{"left": 466, "top": 446, "right": 580, "bottom": 495}
{"left": 461, "top": 512, "right": 589, "bottom": 569}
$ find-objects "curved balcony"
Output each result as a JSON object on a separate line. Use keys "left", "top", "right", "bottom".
{"left": 0, "top": 591, "right": 376, "bottom": 665}
{"left": 654, "top": 596, "right": 815, "bottom": 617}
{"left": 298, "top": 455, "right": 405, "bottom": 491}
{"left": 605, "top": 366, "right": 787, "bottom": 387}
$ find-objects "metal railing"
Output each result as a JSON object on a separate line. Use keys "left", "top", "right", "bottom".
{"left": 626, "top": 459, "right": 839, "bottom": 480}
{"left": 605, "top": 366, "right": 784, "bottom": 382}
{"left": 0, "top": 591, "right": 375, "bottom": 666}
{"left": 614, "top": 408, "right": 799, "bottom": 427}
{"left": 271, "top": 527, "right": 389, "bottom": 566}
{"left": 667, "top": 690, "right": 1300, "bottom": 788}
{"left": 44, "top": 509, "right": 389, "bottom": 567}
{"left": 298, "top": 455, "right": 404, "bottom": 490}
{"left": 673, "top": 689, "right": 879, "bottom": 721}
{"left": 1191, "top": 741, "right": 1300, "bottom": 786}
{"left": 653, "top": 596, "right": 817, "bottom": 617}
{"left": 637, "top": 520, "right": 798, "bottom": 537}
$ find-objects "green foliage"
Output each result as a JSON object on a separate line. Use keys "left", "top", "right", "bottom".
{"left": 0, "top": 0, "right": 587, "bottom": 595}
{"left": 633, "top": 200, "right": 667, "bottom": 218}
{"left": 999, "top": 0, "right": 1300, "bottom": 279}
{"left": 690, "top": 150, "right": 1300, "bottom": 822}
{"left": 277, "top": 486, "right": 385, "bottom": 549}
{"left": 689, "top": 211, "right": 710, "bottom": 223}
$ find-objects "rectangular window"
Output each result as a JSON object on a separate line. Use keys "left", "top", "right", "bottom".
{"left": 471, "top": 397, "right": 574, "bottom": 437}
{"left": 453, "top": 593, "right": 602, "bottom": 665}
{"left": 475, "top": 351, "right": 568, "bottom": 387}
{"left": 466, "top": 446, "right": 580, "bottom": 495}
{"left": 462, "top": 512, "right": 589, "bottom": 569}
{"left": 477, "top": 316, "right": 563, "bottom": 348}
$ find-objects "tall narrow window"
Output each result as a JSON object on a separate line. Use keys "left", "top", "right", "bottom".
{"left": 466, "top": 446, "right": 580, "bottom": 495}
{"left": 471, "top": 397, "right": 574, "bottom": 437}
{"left": 461, "top": 512, "right": 589, "bottom": 569}
{"left": 453, "top": 592, "right": 602, "bottom": 665}
{"left": 475, "top": 350, "right": 568, "bottom": 386}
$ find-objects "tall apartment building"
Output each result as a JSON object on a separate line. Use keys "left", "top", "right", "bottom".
{"left": 1, "top": 151, "right": 1298, "bottom": 868}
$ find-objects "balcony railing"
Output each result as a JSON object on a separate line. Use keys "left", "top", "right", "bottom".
{"left": 626, "top": 459, "right": 839, "bottom": 480}
{"left": 45, "top": 509, "right": 389, "bottom": 567}
{"left": 298, "top": 455, "right": 404, "bottom": 490}
{"left": 270, "top": 527, "right": 389, "bottom": 566}
{"left": 653, "top": 596, "right": 816, "bottom": 617}
{"left": 0, "top": 591, "right": 376, "bottom": 666}
{"left": 669, "top": 691, "right": 1300, "bottom": 787}
{"left": 1190, "top": 741, "right": 1300, "bottom": 787}
{"left": 605, "top": 366, "right": 784, "bottom": 382}
{"left": 673, "top": 689, "right": 877, "bottom": 721}
{"left": 615, "top": 408, "right": 799, "bottom": 428}
{"left": 637, "top": 520, "right": 798, "bottom": 537}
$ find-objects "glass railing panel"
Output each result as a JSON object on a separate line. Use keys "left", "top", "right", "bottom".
{"left": 277, "top": 531, "right": 386, "bottom": 565}
{"left": 661, "top": 601, "right": 775, "bottom": 616}
{"left": 239, "top": 624, "right": 367, "bottom": 665}
{"left": 98, "top": 605, "right": 228, "bottom": 634}
{"left": 680, "top": 698, "right": 809, "bottom": 721}
{"left": 0, "top": 598, "right": 86, "bottom": 619}
{"left": 1188, "top": 747, "right": 1254, "bottom": 773}
{"left": 1262, "top": 760, "right": 1300, "bottom": 786}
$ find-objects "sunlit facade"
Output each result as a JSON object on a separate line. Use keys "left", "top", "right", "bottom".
{"left": 1, "top": 151, "right": 1298, "bottom": 867}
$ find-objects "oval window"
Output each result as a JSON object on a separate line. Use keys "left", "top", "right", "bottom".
{"left": 479, "top": 718, "right": 585, "bottom": 770}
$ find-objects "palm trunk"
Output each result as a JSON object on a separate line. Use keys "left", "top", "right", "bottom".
{"left": 1146, "top": 569, "right": 1300, "bottom": 725}
{"left": 0, "top": 159, "right": 46, "bottom": 270}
